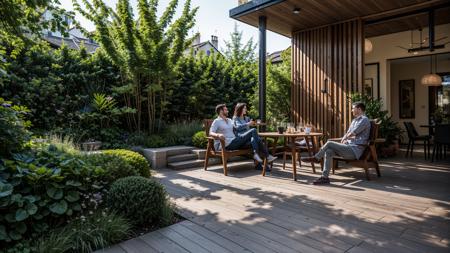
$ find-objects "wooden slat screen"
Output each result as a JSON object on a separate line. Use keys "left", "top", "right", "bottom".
{"left": 291, "top": 19, "right": 364, "bottom": 138}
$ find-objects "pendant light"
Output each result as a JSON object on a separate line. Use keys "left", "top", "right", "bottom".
{"left": 364, "top": 39, "right": 373, "bottom": 54}
{"left": 421, "top": 54, "right": 442, "bottom": 86}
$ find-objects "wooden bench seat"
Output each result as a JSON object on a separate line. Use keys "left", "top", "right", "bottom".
{"left": 203, "top": 119, "right": 267, "bottom": 176}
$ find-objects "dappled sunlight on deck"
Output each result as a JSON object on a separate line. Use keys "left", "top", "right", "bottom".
{"left": 101, "top": 156, "right": 449, "bottom": 252}
{"left": 153, "top": 156, "right": 449, "bottom": 252}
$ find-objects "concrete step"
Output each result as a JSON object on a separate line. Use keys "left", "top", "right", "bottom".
{"left": 191, "top": 149, "right": 206, "bottom": 159}
{"left": 167, "top": 156, "right": 248, "bottom": 170}
{"left": 167, "top": 153, "right": 198, "bottom": 163}
{"left": 166, "top": 146, "right": 195, "bottom": 156}
{"left": 168, "top": 159, "right": 209, "bottom": 170}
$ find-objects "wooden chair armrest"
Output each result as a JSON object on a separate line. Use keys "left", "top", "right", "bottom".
{"left": 328, "top": 137, "right": 342, "bottom": 142}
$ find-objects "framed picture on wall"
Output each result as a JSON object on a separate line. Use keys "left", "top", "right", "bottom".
{"left": 364, "top": 78, "right": 373, "bottom": 97}
{"left": 399, "top": 79, "right": 415, "bottom": 119}
{"left": 364, "top": 63, "right": 380, "bottom": 99}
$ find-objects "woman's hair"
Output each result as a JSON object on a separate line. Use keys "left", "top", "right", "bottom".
{"left": 233, "top": 103, "right": 247, "bottom": 117}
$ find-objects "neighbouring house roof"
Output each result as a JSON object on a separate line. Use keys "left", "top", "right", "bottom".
{"left": 42, "top": 34, "right": 99, "bottom": 53}
{"left": 268, "top": 50, "right": 282, "bottom": 64}
{"left": 230, "top": 0, "right": 450, "bottom": 38}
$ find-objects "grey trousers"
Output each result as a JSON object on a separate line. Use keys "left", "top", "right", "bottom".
{"left": 314, "top": 141, "right": 356, "bottom": 177}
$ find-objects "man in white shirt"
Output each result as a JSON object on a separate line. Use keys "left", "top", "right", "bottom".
{"left": 209, "top": 104, "right": 276, "bottom": 163}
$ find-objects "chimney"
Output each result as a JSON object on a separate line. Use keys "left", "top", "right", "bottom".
{"left": 193, "top": 33, "right": 200, "bottom": 45}
{"left": 211, "top": 35, "right": 218, "bottom": 49}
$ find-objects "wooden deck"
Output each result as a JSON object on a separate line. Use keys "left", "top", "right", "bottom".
{"left": 99, "top": 156, "right": 450, "bottom": 253}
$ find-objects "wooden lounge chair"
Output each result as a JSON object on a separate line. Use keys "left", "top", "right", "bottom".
{"left": 203, "top": 119, "right": 267, "bottom": 176}
{"left": 332, "top": 119, "right": 381, "bottom": 180}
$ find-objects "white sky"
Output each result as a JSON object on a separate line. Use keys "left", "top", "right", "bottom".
{"left": 59, "top": 0, "right": 291, "bottom": 53}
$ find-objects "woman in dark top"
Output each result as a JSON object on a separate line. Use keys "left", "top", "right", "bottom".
{"left": 232, "top": 103, "right": 254, "bottom": 135}
{"left": 232, "top": 103, "right": 276, "bottom": 163}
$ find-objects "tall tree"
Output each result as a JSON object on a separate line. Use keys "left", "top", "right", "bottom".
{"left": 74, "top": 0, "right": 197, "bottom": 133}
{"left": 250, "top": 47, "right": 291, "bottom": 124}
{"left": 223, "top": 23, "right": 257, "bottom": 64}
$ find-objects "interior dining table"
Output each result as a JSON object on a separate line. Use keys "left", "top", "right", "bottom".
{"left": 258, "top": 131, "right": 323, "bottom": 181}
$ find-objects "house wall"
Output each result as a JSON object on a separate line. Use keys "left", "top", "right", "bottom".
{"left": 390, "top": 58, "right": 450, "bottom": 136}
{"left": 197, "top": 43, "right": 218, "bottom": 56}
{"left": 365, "top": 23, "right": 450, "bottom": 111}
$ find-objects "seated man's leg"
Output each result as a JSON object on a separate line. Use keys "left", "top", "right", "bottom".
{"left": 322, "top": 149, "right": 335, "bottom": 178}
{"left": 227, "top": 129, "right": 257, "bottom": 151}
{"left": 314, "top": 141, "right": 355, "bottom": 161}
{"left": 314, "top": 141, "right": 355, "bottom": 181}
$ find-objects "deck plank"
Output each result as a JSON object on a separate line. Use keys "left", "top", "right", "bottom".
{"left": 139, "top": 230, "right": 190, "bottom": 253}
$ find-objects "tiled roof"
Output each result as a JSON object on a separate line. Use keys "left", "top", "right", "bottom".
{"left": 42, "top": 35, "right": 99, "bottom": 53}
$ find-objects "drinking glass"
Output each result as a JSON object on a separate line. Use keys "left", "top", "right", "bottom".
{"left": 305, "top": 127, "right": 311, "bottom": 135}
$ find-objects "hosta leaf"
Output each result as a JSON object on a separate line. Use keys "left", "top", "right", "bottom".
{"left": 11, "top": 194, "right": 21, "bottom": 202}
{"left": 26, "top": 203, "right": 38, "bottom": 215}
{"left": 0, "top": 197, "right": 10, "bottom": 207}
{"left": 0, "top": 183, "right": 13, "bottom": 198}
{"left": 65, "top": 191, "right": 79, "bottom": 202}
{"left": 22, "top": 195, "right": 36, "bottom": 203}
{"left": 46, "top": 187, "right": 63, "bottom": 200}
{"left": 9, "top": 230, "right": 22, "bottom": 240}
{"left": 15, "top": 209, "right": 29, "bottom": 221}
{"left": 66, "top": 180, "right": 82, "bottom": 187}
{"left": 49, "top": 200, "right": 68, "bottom": 214}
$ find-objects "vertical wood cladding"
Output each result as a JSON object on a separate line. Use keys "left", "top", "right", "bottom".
{"left": 292, "top": 19, "right": 364, "bottom": 137}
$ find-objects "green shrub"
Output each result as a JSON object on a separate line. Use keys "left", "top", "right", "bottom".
{"left": 0, "top": 98, "right": 31, "bottom": 157}
{"left": 0, "top": 145, "right": 107, "bottom": 248}
{"left": 144, "top": 134, "right": 167, "bottom": 148}
{"left": 192, "top": 131, "right": 207, "bottom": 149}
{"left": 85, "top": 153, "right": 138, "bottom": 183}
{"left": 102, "top": 149, "right": 151, "bottom": 177}
{"left": 107, "top": 176, "right": 169, "bottom": 226}
{"left": 35, "top": 211, "right": 131, "bottom": 253}
{"left": 164, "top": 121, "right": 202, "bottom": 146}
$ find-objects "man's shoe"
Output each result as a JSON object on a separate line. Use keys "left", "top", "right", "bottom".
{"left": 253, "top": 153, "right": 263, "bottom": 163}
{"left": 267, "top": 155, "right": 277, "bottom": 163}
{"left": 313, "top": 176, "right": 330, "bottom": 185}
{"left": 301, "top": 156, "right": 320, "bottom": 163}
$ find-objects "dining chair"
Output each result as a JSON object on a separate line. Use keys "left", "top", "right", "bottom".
{"left": 403, "top": 122, "right": 431, "bottom": 159}
{"left": 431, "top": 124, "right": 450, "bottom": 162}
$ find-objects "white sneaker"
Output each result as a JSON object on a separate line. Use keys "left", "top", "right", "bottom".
{"left": 253, "top": 153, "right": 263, "bottom": 163}
{"left": 267, "top": 155, "right": 277, "bottom": 163}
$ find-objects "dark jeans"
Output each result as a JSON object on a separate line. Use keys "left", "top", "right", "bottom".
{"left": 227, "top": 128, "right": 269, "bottom": 157}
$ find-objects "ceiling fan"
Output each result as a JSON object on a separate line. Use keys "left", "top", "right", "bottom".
{"left": 397, "top": 10, "right": 450, "bottom": 53}
{"left": 397, "top": 29, "right": 449, "bottom": 53}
